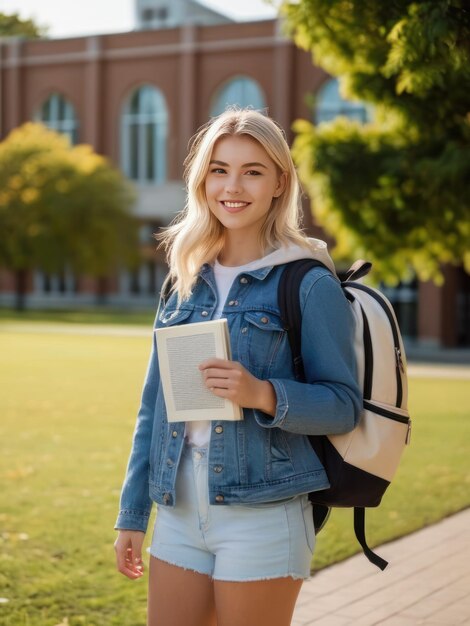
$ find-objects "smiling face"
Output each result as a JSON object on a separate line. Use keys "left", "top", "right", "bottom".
{"left": 204, "top": 134, "right": 286, "bottom": 244}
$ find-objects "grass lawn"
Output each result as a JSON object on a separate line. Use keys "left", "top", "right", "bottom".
{"left": 0, "top": 308, "right": 155, "bottom": 326}
{"left": 0, "top": 325, "right": 469, "bottom": 625}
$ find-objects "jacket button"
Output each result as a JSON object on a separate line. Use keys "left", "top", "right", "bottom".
{"left": 240, "top": 277, "right": 248, "bottom": 284}
{"left": 172, "top": 430, "right": 178, "bottom": 438}
{"left": 241, "top": 327, "right": 248, "bottom": 334}
{"left": 215, "top": 494, "right": 224, "bottom": 502}
{"left": 166, "top": 458, "right": 174, "bottom": 467}
{"left": 213, "top": 465, "right": 223, "bottom": 473}
{"left": 201, "top": 310, "right": 209, "bottom": 317}
{"left": 163, "top": 493, "right": 171, "bottom": 504}
{"left": 261, "top": 316, "right": 269, "bottom": 324}
{"left": 228, "top": 300, "right": 238, "bottom": 306}
{"left": 214, "top": 425, "right": 223, "bottom": 434}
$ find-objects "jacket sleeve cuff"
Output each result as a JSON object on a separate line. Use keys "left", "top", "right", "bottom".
{"left": 253, "top": 378, "right": 289, "bottom": 428}
{"left": 114, "top": 508, "right": 152, "bottom": 533}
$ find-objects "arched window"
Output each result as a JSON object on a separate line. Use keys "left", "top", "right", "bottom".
{"left": 121, "top": 85, "right": 168, "bottom": 184}
{"left": 36, "top": 93, "right": 79, "bottom": 144}
{"left": 316, "top": 79, "right": 370, "bottom": 124}
{"left": 210, "top": 76, "right": 266, "bottom": 117}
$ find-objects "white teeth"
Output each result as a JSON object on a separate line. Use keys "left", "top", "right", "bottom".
{"left": 223, "top": 202, "right": 248, "bottom": 208}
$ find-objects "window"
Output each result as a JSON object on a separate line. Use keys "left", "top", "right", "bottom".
{"left": 315, "top": 79, "right": 370, "bottom": 124}
{"left": 36, "top": 93, "right": 79, "bottom": 144}
{"left": 35, "top": 268, "right": 78, "bottom": 295}
{"left": 127, "top": 261, "right": 158, "bottom": 295}
{"left": 380, "top": 278, "right": 418, "bottom": 340}
{"left": 121, "top": 85, "right": 168, "bottom": 183}
{"left": 142, "top": 8, "right": 155, "bottom": 21}
{"left": 156, "top": 7, "right": 168, "bottom": 20}
{"left": 142, "top": 7, "right": 167, "bottom": 23}
{"left": 139, "top": 224, "right": 155, "bottom": 244}
{"left": 210, "top": 77, "right": 266, "bottom": 117}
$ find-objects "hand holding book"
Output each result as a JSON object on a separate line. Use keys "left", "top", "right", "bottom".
{"left": 199, "top": 357, "right": 277, "bottom": 417}
{"left": 155, "top": 318, "right": 276, "bottom": 423}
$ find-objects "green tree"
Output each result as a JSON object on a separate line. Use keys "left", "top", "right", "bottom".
{"left": 0, "top": 12, "right": 47, "bottom": 38}
{"left": 282, "top": 0, "right": 470, "bottom": 283}
{"left": 0, "top": 123, "right": 139, "bottom": 310}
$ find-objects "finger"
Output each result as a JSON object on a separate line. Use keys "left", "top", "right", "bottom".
{"left": 199, "top": 358, "right": 232, "bottom": 370}
{"left": 202, "top": 367, "right": 231, "bottom": 380}
{"left": 125, "top": 547, "right": 144, "bottom": 574}
{"left": 131, "top": 544, "right": 144, "bottom": 573}
{"left": 116, "top": 547, "right": 143, "bottom": 579}
{"left": 205, "top": 376, "right": 232, "bottom": 389}
{"left": 208, "top": 386, "right": 237, "bottom": 400}
{"left": 121, "top": 563, "right": 144, "bottom": 579}
{"left": 206, "top": 382, "right": 230, "bottom": 391}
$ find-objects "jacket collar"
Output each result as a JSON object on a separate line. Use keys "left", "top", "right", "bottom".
{"left": 200, "top": 263, "right": 275, "bottom": 282}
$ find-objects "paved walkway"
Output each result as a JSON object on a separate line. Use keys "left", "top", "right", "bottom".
{"left": 293, "top": 508, "right": 470, "bottom": 625}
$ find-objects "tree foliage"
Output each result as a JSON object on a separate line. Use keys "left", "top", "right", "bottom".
{"left": 0, "top": 123, "right": 139, "bottom": 308}
{"left": 282, "top": 0, "right": 470, "bottom": 283}
{"left": 0, "top": 12, "right": 47, "bottom": 38}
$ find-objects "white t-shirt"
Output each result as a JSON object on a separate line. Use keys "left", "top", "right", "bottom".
{"left": 185, "top": 256, "right": 270, "bottom": 447}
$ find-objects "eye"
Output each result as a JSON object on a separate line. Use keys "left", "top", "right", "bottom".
{"left": 210, "top": 168, "right": 226, "bottom": 174}
{"left": 246, "top": 170, "right": 261, "bottom": 176}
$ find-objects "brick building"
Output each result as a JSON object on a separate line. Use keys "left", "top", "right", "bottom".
{"left": 0, "top": 1, "right": 467, "bottom": 348}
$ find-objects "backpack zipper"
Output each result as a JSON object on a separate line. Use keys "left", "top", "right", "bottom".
{"left": 364, "top": 399, "right": 412, "bottom": 445}
{"left": 395, "top": 347, "right": 405, "bottom": 374}
{"left": 346, "top": 283, "right": 404, "bottom": 408}
{"left": 363, "top": 400, "right": 409, "bottom": 424}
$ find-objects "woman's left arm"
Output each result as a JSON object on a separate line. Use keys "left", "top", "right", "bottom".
{"left": 254, "top": 272, "right": 362, "bottom": 435}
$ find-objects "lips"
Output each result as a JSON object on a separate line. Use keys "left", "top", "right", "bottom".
{"left": 219, "top": 200, "right": 251, "bottom": 213}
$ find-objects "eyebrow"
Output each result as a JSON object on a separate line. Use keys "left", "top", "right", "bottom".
{"left": 209, "top": 160, "right": 268, "bottom": 169}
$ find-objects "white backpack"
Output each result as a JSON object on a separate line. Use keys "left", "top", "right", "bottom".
{"left": 278, "top": 259, "right": 412, "bottom": 570}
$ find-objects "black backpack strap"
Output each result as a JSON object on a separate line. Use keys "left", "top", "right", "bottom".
{"left": 339, "top": 260, "right": 372, "bottom": 282}
{"left": 354, "top": 508, "right": 389, "bottom": 570}
{"left": 279, "top": 259, "right": 333, "bottom": 537}
{"left": 278, "top": 259, "right": 328, "bottom": 381}
{"left": 312, "top": 502, "right": 331, "bottom": 534}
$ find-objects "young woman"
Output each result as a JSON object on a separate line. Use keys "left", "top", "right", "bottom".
{"left": 114, "top": 108, "right": 361, "bottom": 626}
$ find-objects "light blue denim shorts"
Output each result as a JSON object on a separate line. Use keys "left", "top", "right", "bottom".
{"left": 148, "top": 445, "right": 315, "bottom": 582}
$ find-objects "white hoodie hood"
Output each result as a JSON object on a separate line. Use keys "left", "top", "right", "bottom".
{"left": 222, "top": 237, "right": 336, "bottom": 275}
{"left": 264, "top": 237, "right": 336, "bottom": 274}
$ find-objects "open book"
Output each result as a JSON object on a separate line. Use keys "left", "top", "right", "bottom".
{"left": 155, "top": 318, "right": 243, "bottom": 423}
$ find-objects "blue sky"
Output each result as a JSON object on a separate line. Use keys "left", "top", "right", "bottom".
{"left": 1, "top": 0, "right": 280, "bottom": 38}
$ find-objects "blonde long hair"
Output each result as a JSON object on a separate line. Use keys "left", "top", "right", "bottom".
{"left": 158, "top": 108, "right": 310, "bottom": 302}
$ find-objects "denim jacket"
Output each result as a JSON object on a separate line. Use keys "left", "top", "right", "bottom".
{"left": 115, "top": 243, "right": 362, "bottom": 532}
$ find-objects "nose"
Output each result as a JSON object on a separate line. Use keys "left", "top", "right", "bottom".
{"left": 224, "top": 174, "right": 243, "bottom": 195}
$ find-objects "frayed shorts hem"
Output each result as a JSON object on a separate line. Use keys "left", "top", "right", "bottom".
{"left": 148, "top": 549, "right": 311, "bottom": 582}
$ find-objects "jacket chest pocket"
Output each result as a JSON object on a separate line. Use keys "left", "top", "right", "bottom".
{"left": 158, "top": 307, "right": 193, "bottom": 327}
{"left": 238, "top": 311, "right": 286, "bottom": 376}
